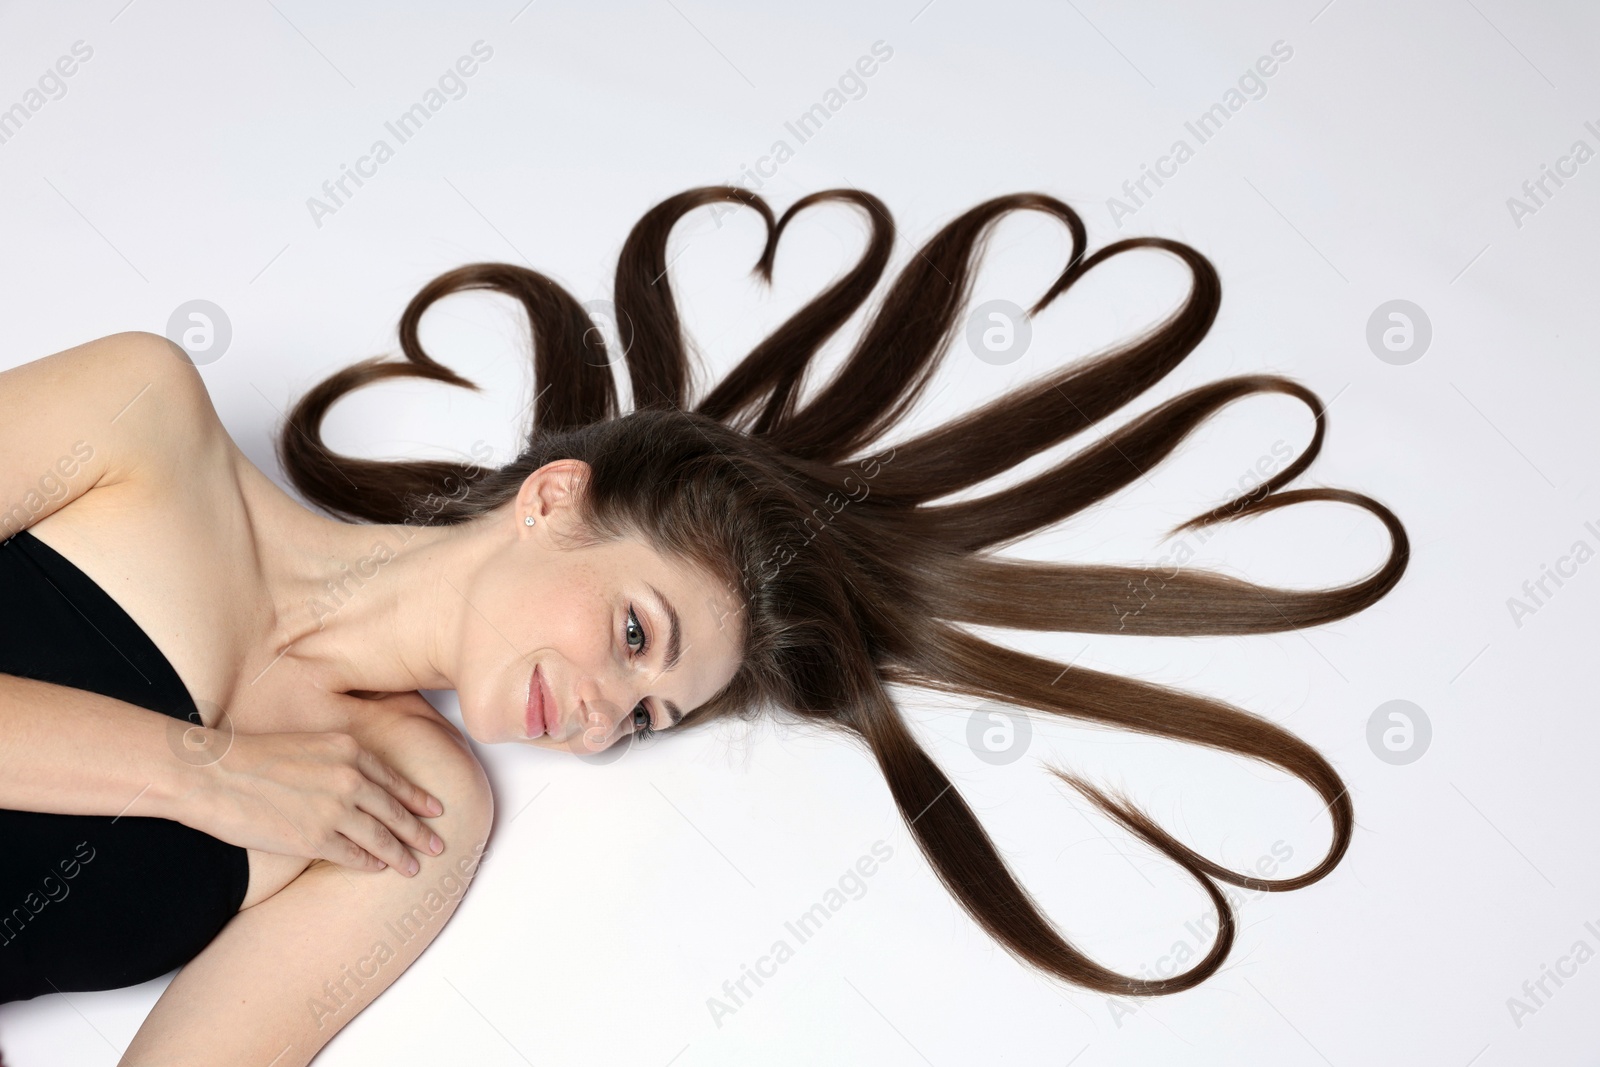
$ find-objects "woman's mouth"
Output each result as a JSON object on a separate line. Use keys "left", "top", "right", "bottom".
{"left": 525, "top": 664, "right": 548, "bottom": 738}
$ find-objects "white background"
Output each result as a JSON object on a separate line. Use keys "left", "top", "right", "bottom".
{"left": 1, "top": 1, "right": 1597, "bottom": 1064}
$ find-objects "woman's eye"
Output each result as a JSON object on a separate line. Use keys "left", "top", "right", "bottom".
{"left": 632, "top": 702, "right": 655, "bottom": 737}
{"left": 625, "top": 609, "right": 657, "bottom": 737}
{"left": 625, "top": 605, "right": 649, "bottom": 656}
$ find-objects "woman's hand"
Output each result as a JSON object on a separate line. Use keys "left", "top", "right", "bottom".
{"left": 178, "top": 729, "right": 446, "bottom": 875}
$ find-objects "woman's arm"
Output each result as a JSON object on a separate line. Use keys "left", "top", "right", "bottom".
{"left": 0, "top": 670, "right": 200, "bottom": 817}
{"left": 0, "top": 671, "right": 448, "bottom": 874}
{"left": 119, "top": 703, "right": 495, "bottom": 1067}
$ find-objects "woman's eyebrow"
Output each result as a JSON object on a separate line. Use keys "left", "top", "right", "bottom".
{"left": 645, "top": 583, "right": 683, "bottom": 674}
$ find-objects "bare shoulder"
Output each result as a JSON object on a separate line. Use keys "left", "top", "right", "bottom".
{"left": 352, "top": 691, "right": 494, "bottom": 828}
{"left": 0, "top": 330, "right": 227, "bottom": 536}
{"left": 104, "top": 330, "right": 232, "bottom": 480}
{"left": 123, "top": 692, "right": 497, "bottom": 1065}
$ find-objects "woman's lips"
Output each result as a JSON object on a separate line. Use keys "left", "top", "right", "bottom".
{"left": 525, "top": 665, "right": 548, "bottom": 738}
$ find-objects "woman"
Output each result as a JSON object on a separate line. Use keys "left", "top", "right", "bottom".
{"left": 0, "top": 185, "right": 1406, "bottom": 1063}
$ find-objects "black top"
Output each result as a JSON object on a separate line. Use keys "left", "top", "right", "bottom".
{"left": 0, "top": 528, "right": 249, "bottom": 1003}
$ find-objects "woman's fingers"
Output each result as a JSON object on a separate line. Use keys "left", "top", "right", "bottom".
{"left": 353, "top": 761, "right": 445, "bottom": 863}
{"left": 329, "top": 829, "right": 392, "bottom": 873}
{"left": 341, "top": 812, "right": 422, "bottom": 875}
{"left": 357, "top": 746, "right": 444, "bottom": 818}
{"left": 349, "top": 775, "right": 448, "bottom": 875}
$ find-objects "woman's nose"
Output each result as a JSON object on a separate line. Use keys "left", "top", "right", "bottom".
{"left": 572, "top": 688, "right": 633, "bottom": 752}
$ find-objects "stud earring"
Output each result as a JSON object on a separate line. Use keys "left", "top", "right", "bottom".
{"left": 525, "top": 515, "right": 536, "bottom": 526}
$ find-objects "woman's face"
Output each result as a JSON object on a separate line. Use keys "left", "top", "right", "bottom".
{"left": 451, "top": 460, "right": 745, "bottom": 755}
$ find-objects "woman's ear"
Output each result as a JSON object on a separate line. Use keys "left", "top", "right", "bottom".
{"left": 518, "top": 459, "right": 590, "bottom": 523}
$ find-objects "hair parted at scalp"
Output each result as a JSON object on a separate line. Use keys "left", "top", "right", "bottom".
{"left": 276, "top": 185, "right": 1408, "bottom": 997}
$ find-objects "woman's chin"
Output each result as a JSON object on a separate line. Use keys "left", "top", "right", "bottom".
{"left": 454, "top": 699, "right": 507, "bottom": 746}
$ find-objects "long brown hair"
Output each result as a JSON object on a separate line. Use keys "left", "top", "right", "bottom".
{"left": 276, "top": 186, "right": 1407, "bottom": 997}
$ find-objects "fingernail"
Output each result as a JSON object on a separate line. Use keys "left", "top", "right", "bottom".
{"left": 407, "top": 857, "right": 420, "bottom": 875}
{"left": 427, "top": 796, "right": 443, "bottom": 816}
{"left": 429, "top": 834, "right": 443, "bottom": 855}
